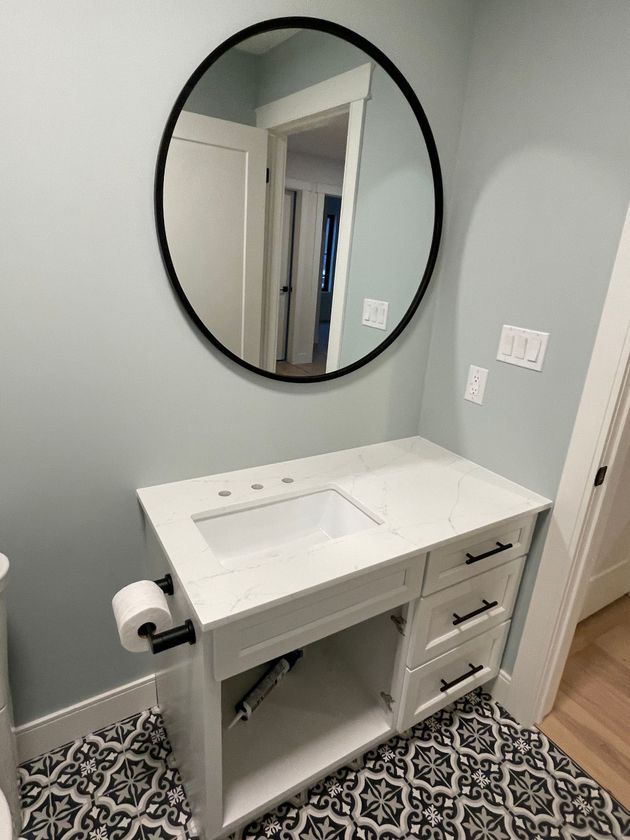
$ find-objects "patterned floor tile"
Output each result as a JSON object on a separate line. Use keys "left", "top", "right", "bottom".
{"left": 350, "top": 768, "right": 415, "bottom": 838}
{"left": 124, "top": 709, "right": 173, "bottom": 764}
{"left": 71, "top": 796, "right": 140, "bottom": 840}
{"left": 17, "top": 689, "right": 630, "bottom": 840}
{"left": 308, "top": 765, "right": 358, "bottom": 819}
{"left": 242, "top": 800, "right": 302, "bottom": 839}
{"left": 137, "top": 812, "right": 188, "bottom": 839}
{"left": 407, "top": 786, "right": 459, "bottom": 839}
{"left": 403, "top": 740, "right": 457, "bottom": 794}
{"left": 53, "top": 737, "right": 124, "bottom": 800}
{"left": 292, "top": 806, "right": 354, "bottom": 840}
{"left": 20, "top": 782, "right": 91, "bottom": 838}
{"left": 136, "top": 766, "right": 191, "bottom": 832}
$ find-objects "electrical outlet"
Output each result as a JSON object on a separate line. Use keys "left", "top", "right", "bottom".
{"left": 464, "top": 365, "right": 488, "bottom": 405}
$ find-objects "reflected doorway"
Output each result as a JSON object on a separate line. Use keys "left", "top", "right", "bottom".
{"left": 274, "top": 112, "right": 348, "bottom": 377}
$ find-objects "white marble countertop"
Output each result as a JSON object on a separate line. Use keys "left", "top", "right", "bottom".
{"left": 137, "top": 437, "right": 552, "bottom": 630}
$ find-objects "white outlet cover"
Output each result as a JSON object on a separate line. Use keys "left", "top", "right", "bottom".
{"left": 464, "top": 365, "right": 488, "bottom": 405}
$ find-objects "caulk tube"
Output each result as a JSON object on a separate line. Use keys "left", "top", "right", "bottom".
{"left": 228, "top": 649, "right": 303, "bottom": 729}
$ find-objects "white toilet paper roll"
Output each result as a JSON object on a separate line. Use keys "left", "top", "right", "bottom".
{"left": 112, "top": 581, "right": 173, "bottom": 653}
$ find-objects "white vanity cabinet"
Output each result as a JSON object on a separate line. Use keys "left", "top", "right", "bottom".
{"left": 137, "top": 437, "right": 551, "bottom": 839}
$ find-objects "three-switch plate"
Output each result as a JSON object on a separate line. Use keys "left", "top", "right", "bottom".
{"left": 362, "top": 298, "right": 389, "bottom": 330}
{"left": 497, "top": 325, "right": 549, "bottom": 371}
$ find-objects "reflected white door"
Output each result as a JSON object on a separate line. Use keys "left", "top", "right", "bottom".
{"left": 276, "top": 190, "right": 295, "bottom": 361}
{"left": 163, "top": 112, "right": 268, "bottom": 366}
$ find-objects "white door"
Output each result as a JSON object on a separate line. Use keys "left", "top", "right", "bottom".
{"left": 580, "top": 431, "right": 630, "bottom": 619}
{"left": 276, "top": 190, "right": 295, "bottom": 360}
{"left": 163, "top": 112, "right": 268, "bottom": 366}
{"left": 286, "top": 189, "right": 322, "bottom": 366}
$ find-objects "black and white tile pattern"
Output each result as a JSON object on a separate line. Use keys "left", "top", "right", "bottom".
{"left": 19, "top": 707, "right": 191, "bottom": 839}
{"left": 18, "top": 691, "right": 630, "bottom": 839}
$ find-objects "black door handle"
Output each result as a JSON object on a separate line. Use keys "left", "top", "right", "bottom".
{"left": 452, "top": 599, "right": 499, "bottom": 626}
{"left": 465, "top": 541, "right": 513, "bottom": 565}
{"left": 280, "top": 286, "right": 289, "bottom": 293}
{"left": 440, "top": 663, "right": 484, "bottom": 692}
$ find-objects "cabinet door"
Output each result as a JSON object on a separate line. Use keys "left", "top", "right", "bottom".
{"left": 397, "top": 622, "right": 510, "bottom": 732}
{"left": 423, "top": 516, "right": 534, "bottom": 595}
{"left": 408, "top": 557, "right": 524, "bottom": 668}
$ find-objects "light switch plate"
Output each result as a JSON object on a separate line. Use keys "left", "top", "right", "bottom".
{"left": 362, "top": 298, "right": 389, "bottom": 330}
{"left": 464, "top": 365, "right": 488, "bottom": 405}
{"left": 497, "top": 325, "right": 549, "bottom": 371}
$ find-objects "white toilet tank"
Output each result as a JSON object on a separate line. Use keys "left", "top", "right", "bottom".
{"left": 0, "top": 555, "right": 20, "bottom": 838}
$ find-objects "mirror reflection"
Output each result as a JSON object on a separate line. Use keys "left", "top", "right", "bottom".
{"left": 159, "top": 25, "right": 439, "bottom": 378}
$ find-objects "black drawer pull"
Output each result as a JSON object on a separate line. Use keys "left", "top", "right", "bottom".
{"left": 440, "top": 663, "right": 484, "bottom": 692}
{"left": 452, "top": 599, "right": 499, "bottom": 626}
{"left": 465, "top": 541, "right": 513, "bottom": 565}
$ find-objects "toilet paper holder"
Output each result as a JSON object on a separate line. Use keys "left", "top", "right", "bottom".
{"left": 154, "top": 573, "right": 174, "bottom": 596}
{"left": 139, "top": 619, "right": 196, "bottom": 654}
{"left": 138, "top": 573, "right": 196, "bottom": 654}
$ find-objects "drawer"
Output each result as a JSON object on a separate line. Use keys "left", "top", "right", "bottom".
{"left": 407, "top": 557, "right": 524, "bottom": 668}
{"left": 212, "top": 554, "right": 425, "bottom": 680}
{"left": 397, "top": 621, "right": 510, "bottom": 732}
{"left": 422, "top": 515, "right": 535, "bottom": 595}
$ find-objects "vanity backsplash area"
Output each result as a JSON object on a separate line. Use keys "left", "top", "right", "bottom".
{"left": 137, "top": 436, "right": 551, "bottom": 838}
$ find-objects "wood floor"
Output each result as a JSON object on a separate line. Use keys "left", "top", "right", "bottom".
{"left": 540, "top": 595, "right": 630, "bottom": 808}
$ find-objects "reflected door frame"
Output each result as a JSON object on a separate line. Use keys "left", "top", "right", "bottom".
{"left": 258, "top": 63, "right": 372, "bottom": 373}
{"left": 283, "top": 178, "right": 343, "bottom": 367}
{"left": 276, "top": 189, "right": 296, "bottom": 361}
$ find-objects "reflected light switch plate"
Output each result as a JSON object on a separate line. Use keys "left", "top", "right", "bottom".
{"left": 362, "top": 298, "right": 389, "bottom": 330}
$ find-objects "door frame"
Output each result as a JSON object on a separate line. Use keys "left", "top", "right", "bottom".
{"left": 498, "top": 202, "right": 630, "bottom": 725}
{"left": 257, "top": 64, "right": 372, "bottom": 372}
{"left": 276, "top": 188, "right": 297, "bottom": 362}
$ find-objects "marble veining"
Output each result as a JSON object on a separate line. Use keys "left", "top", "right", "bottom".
{"left": 137, "top": 437, "right": 551, "bottom": 630}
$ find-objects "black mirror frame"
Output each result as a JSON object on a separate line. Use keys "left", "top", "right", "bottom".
{"left": 155, "top": 16, "right": 443, "bottom": 384}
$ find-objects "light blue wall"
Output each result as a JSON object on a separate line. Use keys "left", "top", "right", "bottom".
{"left": 183, "top": 49, "right": 260, "bottom": 125}
{"left": 419, "top": 0, "right": 630, "bottom": 670}
{"left": 338, "top": 66, "right": 433, "bottom": 366}
{"left": 1, "top": 0, "right": 476, "bottom": 724}
{"left": 256, "top": 29, "right": 366, "bottom": 105}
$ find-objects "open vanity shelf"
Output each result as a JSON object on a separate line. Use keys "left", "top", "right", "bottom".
{"left": 221, "top": 609, "right": 400, "bottom": 827}
{"left": 138, "top": 436, "right": 551, "bottom": 839}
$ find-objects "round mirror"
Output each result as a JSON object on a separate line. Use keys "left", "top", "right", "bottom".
{"left": 156, "top": 18, "right": 442, "bottom": 381}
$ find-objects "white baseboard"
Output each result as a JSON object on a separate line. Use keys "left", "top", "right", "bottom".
{"left": 15, "top": 674, "right": 157, "bottom": 762}
{"left": 489, "top": 668, "right": 512, "bottom": 711}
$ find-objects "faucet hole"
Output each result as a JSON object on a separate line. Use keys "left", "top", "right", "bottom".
{"left": 282, "top": 477, "right": 294, "bottom": 484}
{"left": 251, "top": 483, "right": 263, "bottom": 490}
{"left": 218, "top": 490, "right": 231, "bottom": 497}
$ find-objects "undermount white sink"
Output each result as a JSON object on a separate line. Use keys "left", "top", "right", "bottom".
{"left": 194, "top": 488, "right": 381, "bottom": 570}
